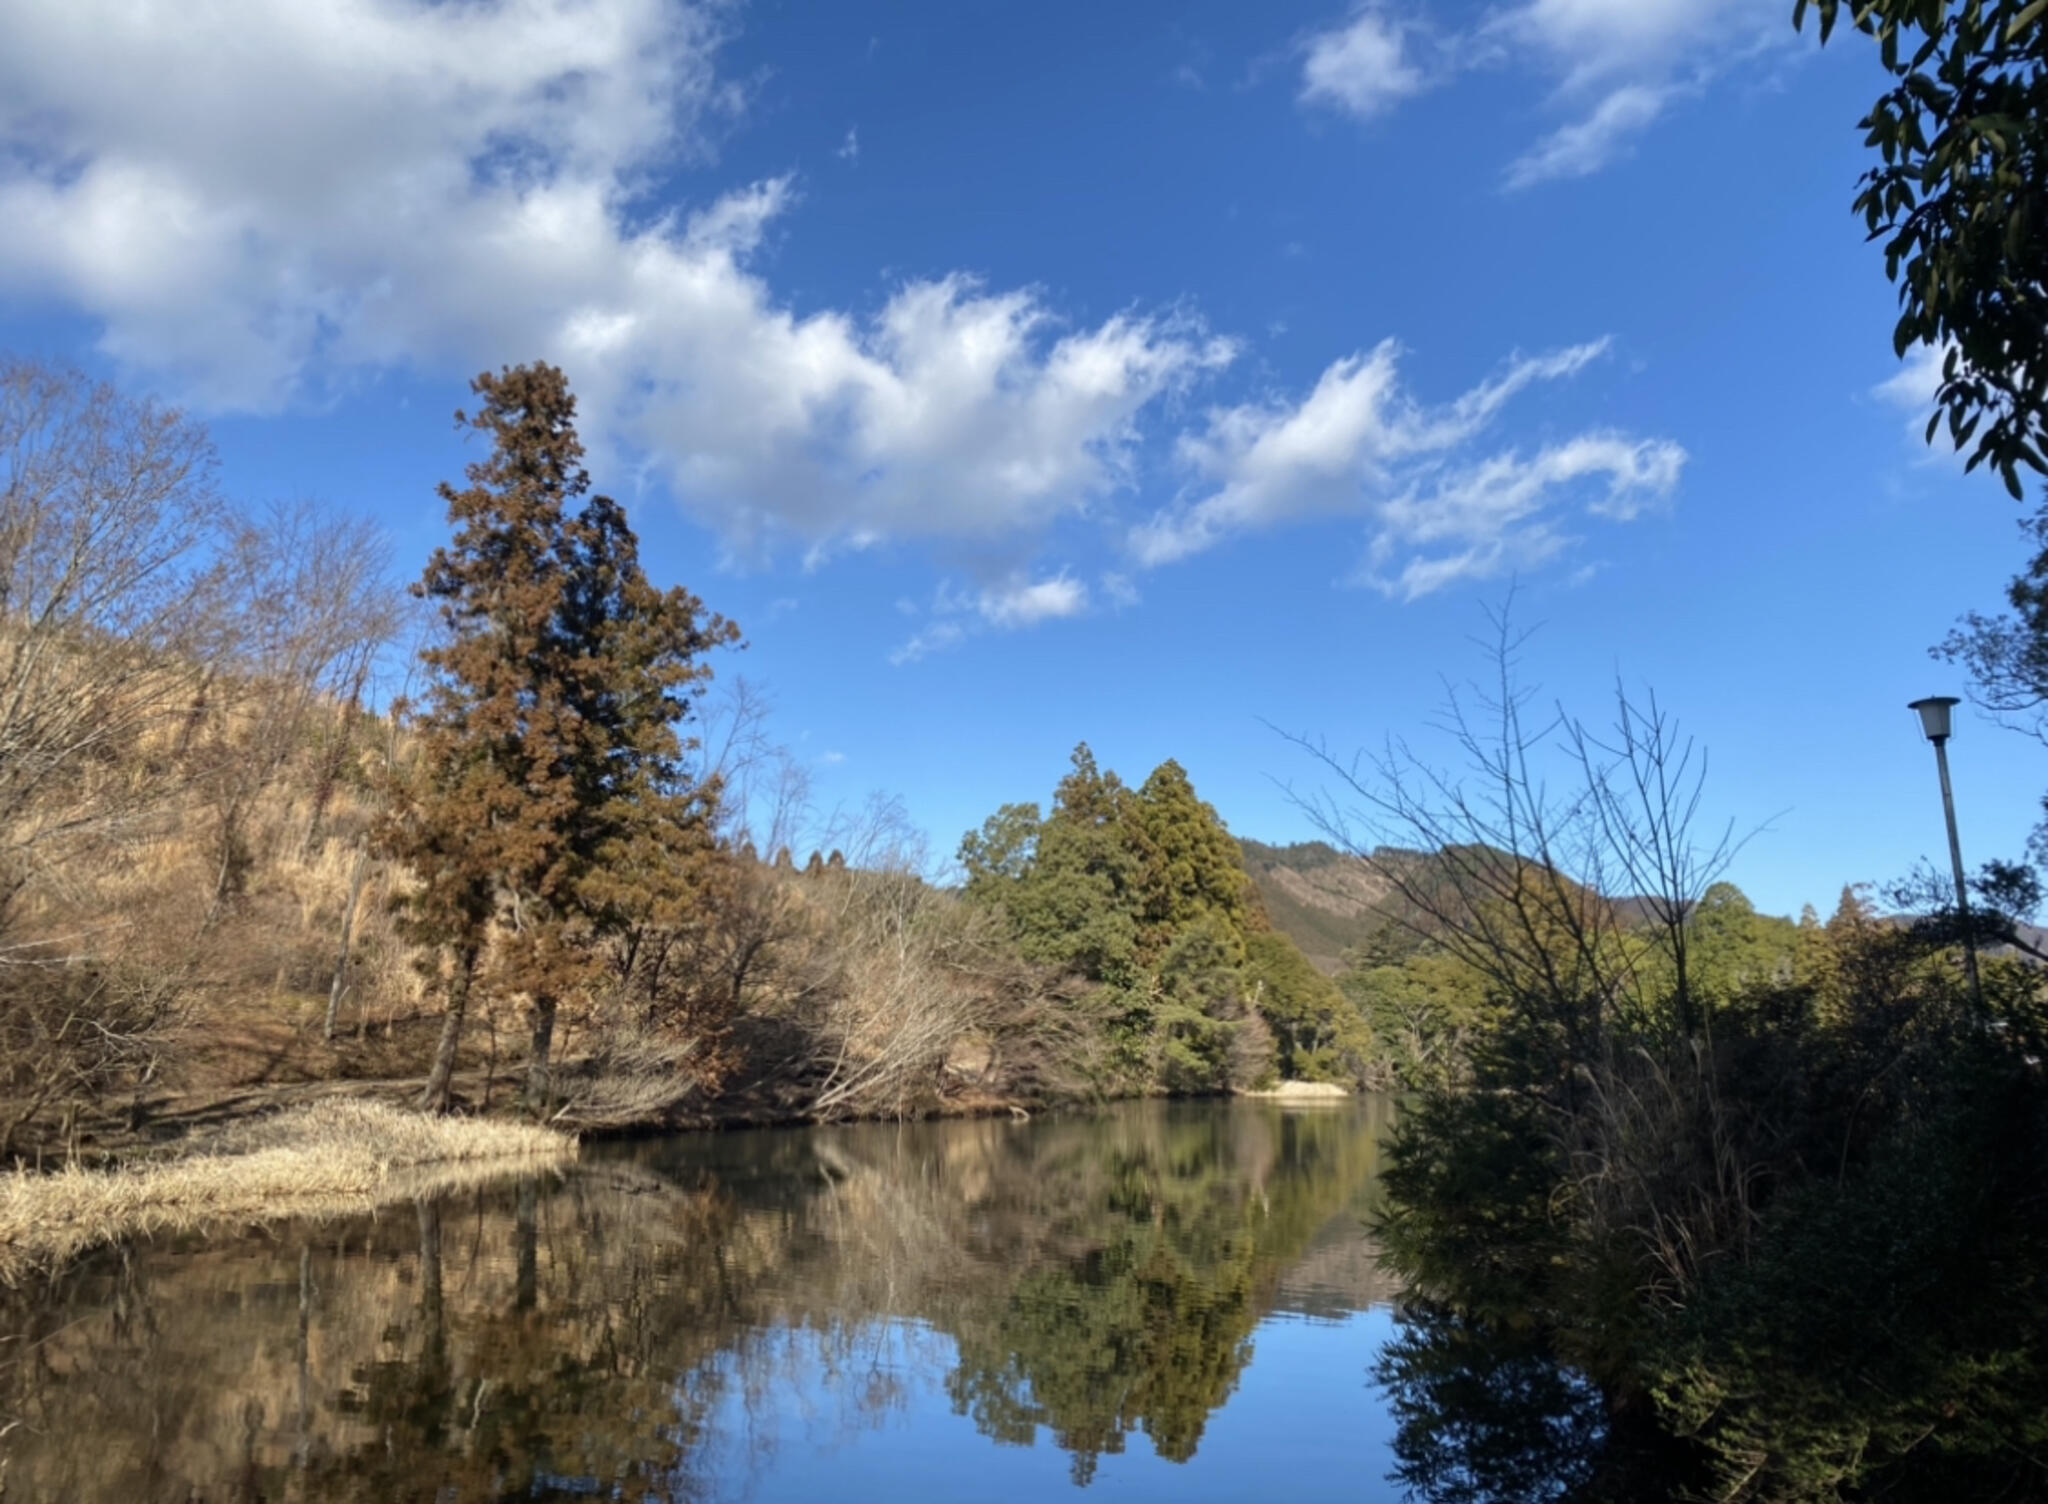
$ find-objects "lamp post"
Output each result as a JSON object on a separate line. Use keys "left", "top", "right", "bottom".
{"left": 1908, "top": 695, "right": 1984, "bottom": 1011}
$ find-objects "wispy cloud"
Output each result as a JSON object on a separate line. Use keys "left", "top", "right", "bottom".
{"left": 889, "top": 621, "right": 967, "bottom": 666}
{"left": 975, "top": 573, "right": 1090, "bottom": 628}
{"left": 1504, "top": 84, "right": 1666, "bottom": 189}
{"left": 1362, "top": 432, "right": 1685, "bottom": 598}
{"left": 890, "top": 571, "right": 1092, "bottom": 663}
{"left": 1297, "top": 0, "right": 1783, "bottom": 187}
{"left": 1132, "top": 339, "right": 1680, "bottom": 594}
{"left": 1871, "top": 342, "right": 1964, "bottom": 460}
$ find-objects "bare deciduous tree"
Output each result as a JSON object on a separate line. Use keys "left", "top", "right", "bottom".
{"left": 0, "top": 356, "right": 230, "bottom": 929}
{"left": 1287, "top": 607, "right": 1744, "bottom": 1058}
{"left": 1288, "top": 604, "right": 1770, "bottom": 1300}
{"left": 194, "top": 500, "right": 401, "bottom": 924}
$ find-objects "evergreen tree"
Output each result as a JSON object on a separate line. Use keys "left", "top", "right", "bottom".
{"left": 1130, "top": 759, "right": 1255, "bottom": 961}
{"left": 1154, "top": 915, "right": 1251, "bottom": 1092}
{"left": 381, "top": 363, "right": 736, "bottom": 1112}
{"left": 958, "top": 744, "right": 1309, "bottom": 1091}
{"left": 958, "top": 802, "right": 1042, "bottom": 906}
{"left": 1245, "top": 930, "right": 1365, "bottom": 1081}
{"left": 1008, "top": 747, "right": 1144, "bottom": 985}
{"left": 1689, "top": 882, "right": 1798, "bottom": 1000}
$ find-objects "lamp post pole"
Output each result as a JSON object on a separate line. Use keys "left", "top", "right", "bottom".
{"left": 1909, "top": 696, "right": 1984, "bottom": 1012}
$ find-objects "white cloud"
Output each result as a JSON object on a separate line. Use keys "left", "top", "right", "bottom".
{"left": 0, "top": 0, "right": 1234, "bottom": 562}
{"left": 889, "top": 621, "right": 966, "bottom": 666}
{"left": 0, "top": 0, "right": 740, "bottom": 407}
{"left": 1872, "top": 341, "right": 1965, "bottom": 458}
{"left": 1488, "top": 0, "right": 1780, "bottom": 186}
{"left": 891, "top": 571, "right": 1090, "bottom": 662}
{"left": 837, "top": 126, "right": 859, "bottom": 161}
{"left": 1873, "top": 342, "right": 1944, "bottom": 415}
{"left": 975, "top": 573, "right": 1090, "bottom": 628}
{"left": 1494, "top": 0, "right": 1774, "bottom": 90}
{"left": 1504, "top": 84, "right": 1667, "bottom": 189}
{"left": 1363, "top": 433, "right": 1686, "bottom": 598}
{"left": 1296, "top": 0, "right": 1779, "bottom": 184}
{"left": 1301, "top": 9, "right": 1428, "bottom": 120}
{"left": 3, "top": 0, "right": 1690, "bottom": 621}
{"left": 1131, "top": 338, "right": 1617, "bottom": 567}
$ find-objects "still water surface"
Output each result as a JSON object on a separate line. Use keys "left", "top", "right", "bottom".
{"left": 0, "top": 1099, "right": 1447, "bottom": 1502}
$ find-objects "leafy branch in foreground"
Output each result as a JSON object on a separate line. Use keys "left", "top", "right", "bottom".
{"left": 1797, "top": 0, "right": 2048, "bottom": 496}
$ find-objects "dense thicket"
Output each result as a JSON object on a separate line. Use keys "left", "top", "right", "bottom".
{"left": 1326, "top": 648, "right": 2048, "bottom": 1503}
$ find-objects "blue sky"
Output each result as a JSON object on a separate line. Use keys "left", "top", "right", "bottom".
{"left": 1, "top": 0, "right": 2038, "bottom": 917}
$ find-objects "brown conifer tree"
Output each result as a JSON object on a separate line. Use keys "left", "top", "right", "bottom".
{"left": 381, "top": 363, "right": 736, "bottom": 1113}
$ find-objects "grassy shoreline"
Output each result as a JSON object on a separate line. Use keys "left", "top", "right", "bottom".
{"left": 0, "top": 1076, "right": 1359, "bottom": 1279}
{"left": 0, "top": 1100, "right": 577, "bottom": 1281}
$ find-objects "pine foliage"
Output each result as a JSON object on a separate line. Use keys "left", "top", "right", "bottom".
{"left": 378, "top": 363, "right": 738, "bottom": 1112}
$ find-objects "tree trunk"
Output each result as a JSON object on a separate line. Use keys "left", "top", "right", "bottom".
{"left": 521, "top": 993, "right": 557, "bottom": 1116}
{"left": 323, "top": 846, "right": 371, "bottom": 1040}
{"left": 304, "top": 668, "right": 366, "bottom": 856}
{"left": 416, "top": 1197, "right": 446, "bottom": 1374}
{"left": 295, "top": 1245, "right": 313, "bottom": 1473}
{"left": 201, "top": 797, "right": 249, "bottom": 932}
{"left": 514, "top": 1179, "right": 538, "bottom": 1312}
{"left": 419, "top": 942, "right": 478, "bottom": 1114}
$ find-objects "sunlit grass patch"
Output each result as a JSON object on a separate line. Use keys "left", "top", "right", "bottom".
{"left": 0, "top": 1100, "right": 577, "bottom": 1281}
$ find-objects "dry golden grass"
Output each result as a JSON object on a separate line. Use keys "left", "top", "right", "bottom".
{"left": 0, "top": 1100, "right": 577, "bottom": 1281}
{"left": 1238, "top": 1080, "right": 1351, "bottom": 1100}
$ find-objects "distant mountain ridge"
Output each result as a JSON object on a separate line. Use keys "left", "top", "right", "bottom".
{"left": 1238, "top": 837, "right": 1734, "bottom": 976}
{"left": 1238, "top": 839, "right": 1401, "bottom": 975}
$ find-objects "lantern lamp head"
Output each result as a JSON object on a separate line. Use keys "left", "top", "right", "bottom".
{"left": 1909, "top": 695, "right": 1961, "bottom": 743}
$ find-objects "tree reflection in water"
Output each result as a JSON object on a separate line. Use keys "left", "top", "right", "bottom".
{"left": 1373, "top": 1302, "right": 1606, "bottom": 1504}
{"left": 0, "top": 1100, "right": 1407, "bottom": 1502}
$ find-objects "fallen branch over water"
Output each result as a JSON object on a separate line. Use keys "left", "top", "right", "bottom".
{"left": 0, "top": 1100, "right": 578, "bottom": 1280}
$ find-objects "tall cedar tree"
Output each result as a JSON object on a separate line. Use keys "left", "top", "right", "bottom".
{"left": 1130, "top": 759, "right": 1256, "bottom": 963}
{"left": 381, "top": 364, "right": 737, "bottom": 1112}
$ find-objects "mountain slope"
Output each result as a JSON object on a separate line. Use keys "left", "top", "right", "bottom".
{"left": 1239, "top": 839, "right": 1400, "bottom": 975}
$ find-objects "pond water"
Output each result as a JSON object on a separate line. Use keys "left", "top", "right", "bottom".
{"left": 0, "top": 1098, "right": 1514, "bottom": 1503}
